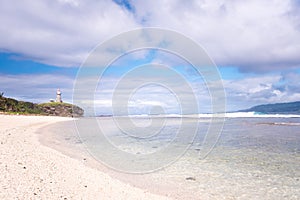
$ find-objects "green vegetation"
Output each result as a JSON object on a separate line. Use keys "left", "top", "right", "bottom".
{"left": 0, "top": 94, "right": 84, "bottom": 117}
{"left": 38, "top": 102, "right": 73, "bottom": 107}
{"left": 0, "top": 96, "right": 42, "bottom": 114}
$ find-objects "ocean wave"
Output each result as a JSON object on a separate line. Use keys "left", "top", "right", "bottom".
{"left": 125, "top": 112, "right": 300, "bottom": 118}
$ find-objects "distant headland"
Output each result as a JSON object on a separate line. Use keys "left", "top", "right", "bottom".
{"left": 239, "top": 101, "right": 300, "bottom": 115}
{"left": 0, "top": 90, "right": 84, "bottom": 117}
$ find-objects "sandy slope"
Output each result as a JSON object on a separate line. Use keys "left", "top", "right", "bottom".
{"left": 0, "top": 115, "right": 169, "bottom": 200}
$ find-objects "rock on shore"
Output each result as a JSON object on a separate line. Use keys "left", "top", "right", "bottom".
{"left": 38, "top": 102, "right": 84, "bottom": 117}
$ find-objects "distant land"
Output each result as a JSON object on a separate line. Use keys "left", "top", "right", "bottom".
{"left": 0, "top": 94, "right": 84, "bottom": 117}
{"left": 239, "top": 101, "right": 300, "bottom": 115}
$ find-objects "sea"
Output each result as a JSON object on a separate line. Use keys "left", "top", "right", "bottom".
{"left": 40, "top": 112, "right": 300, "bottom": 199}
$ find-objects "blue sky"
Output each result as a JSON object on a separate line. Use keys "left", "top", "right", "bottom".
{"left": 0, "top": 53, "right": 77, "bottom": 76}
{"left": 1, "top": 0, "right": 300, "bottom": 114}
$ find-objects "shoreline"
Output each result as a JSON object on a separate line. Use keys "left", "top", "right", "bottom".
{"left": 38, "top": 119, "right": 180, "bottom": 199}
{"left": 0, "top": 114, "right": 169, "bottom": 199}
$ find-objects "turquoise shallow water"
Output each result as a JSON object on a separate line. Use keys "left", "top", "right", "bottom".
{"left": 41, "top": 117, "right": 300, "bottom": 199}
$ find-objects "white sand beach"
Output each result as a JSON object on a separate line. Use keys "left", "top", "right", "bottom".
{"left": 0, "top": 115, "right": 169, "bottom": 200}
{"left": 1, "top": 114, "right": 299, "bottom": 200}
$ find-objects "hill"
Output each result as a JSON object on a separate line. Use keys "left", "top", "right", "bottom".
{"left": 0, "top": 94, "right": 84, "bottom": 117}
{"left": 240, "top": 101, "right": 300, "bottom": 114}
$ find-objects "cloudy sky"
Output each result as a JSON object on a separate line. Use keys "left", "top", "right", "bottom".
{"left": 1, "top": 0, "right": 300, "bottom": 114}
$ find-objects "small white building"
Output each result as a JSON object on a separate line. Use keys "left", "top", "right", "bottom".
{"left": 56, "top": 89, "right": 63, "bottom": 103}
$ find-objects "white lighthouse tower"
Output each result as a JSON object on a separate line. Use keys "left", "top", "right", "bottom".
{"left": 56, "top": 88, "right": 62, "bottom": 103}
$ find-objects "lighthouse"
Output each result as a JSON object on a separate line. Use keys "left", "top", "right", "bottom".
{"left": 56, "top": 88, "right": 63, "bottom": 103}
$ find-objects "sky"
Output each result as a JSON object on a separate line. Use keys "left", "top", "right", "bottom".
{"left": 1, "top": 0, "right": 300, "bottom": 115}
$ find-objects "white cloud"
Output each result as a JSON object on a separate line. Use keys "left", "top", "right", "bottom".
{"left": 1, "top": 71, "right": 299, "bottom": 114}
{"left": 223, "top": 73, "right": 300, "bottom": 110}
{"left": 132, "top": 0, "right": 300, "bottom": 72}
{"left": 1, "top": 0, "right": 300, "bottom": 113}
{"left": 78, "top": 70, "right": 216, "bottom": 115}
{"left": 0, "top": 0, "right": 139, "bottom": 66}
{"left": 1, "top": 0, "right": 300, "bottom": 72}
{"left": 0, "top": 74, "right": 74, "bottom": 103}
